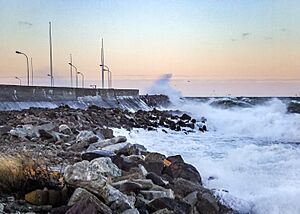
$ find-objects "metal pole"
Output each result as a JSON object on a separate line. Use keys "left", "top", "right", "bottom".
{"left": 15, "top": 77, "right": 21, "bottom": 85}
{"left": 16, "top": 51, "right": 30, "bottom": 86}
{"left": 49, "top": 22, "right": 53, "bottom": 87}
{"left": 101, "top": 38, "right": 104, "bottom": 88}
{"left": 30, "top": 57, "right": 33, "bottom": 86}
{"left": 70, "top": 54, "right": 73, "bottom": 87}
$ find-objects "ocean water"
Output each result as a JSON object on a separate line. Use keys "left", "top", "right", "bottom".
{"left": 114, "top": 97, "right": 300, "bottom": 214}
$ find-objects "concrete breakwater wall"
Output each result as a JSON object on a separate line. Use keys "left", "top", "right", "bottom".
{"left": 0, "top": 85, "right": 139, "bottom": 102}
{"left": 0, "top": 85, "right": 142, "bottom": 110}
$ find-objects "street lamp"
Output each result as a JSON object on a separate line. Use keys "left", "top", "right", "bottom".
{"left": 47, "top": 74, "right": 54, "bottom": 86}
{"left": 68, "top": 63, "right": 78, "bottom": 88}
{"left": 77, "top": 71, "right": 84, "bottom": 88}
{"left": 100, "top": 64, "right": 112, "bottom": 88}
{"left": 15, "top": 77, "right": 22, "bottom": 86}
{"left": 15, "top": 51, "right": 29, "bottom": 86}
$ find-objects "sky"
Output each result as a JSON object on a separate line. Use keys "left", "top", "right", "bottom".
{"left": 0, "top": 0, "right": 300, "bottom": 96}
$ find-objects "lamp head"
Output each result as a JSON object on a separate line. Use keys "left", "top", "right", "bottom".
{"left": 68, "top": 63, "right": 72, "bottom": 66}
{"left": 15, "top": 51, "right": 22, "bottom": 54}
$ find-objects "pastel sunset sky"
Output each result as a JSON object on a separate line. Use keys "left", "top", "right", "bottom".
{"left": 0, "top": 0, "right": 300, "bottom": 96}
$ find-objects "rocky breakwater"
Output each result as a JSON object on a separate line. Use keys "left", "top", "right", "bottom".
{"left": 0, "top": 106, "right": 232, "bottom": 213}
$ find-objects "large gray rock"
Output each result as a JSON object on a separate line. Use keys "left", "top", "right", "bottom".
{"left": 68, "top": 188, "right": 112, "bottom": 214}
{"left": 112, "top": 180, "right": 144, "bottom": 194}
{"left": 140, "top": 190, "right": 174, "bottom": 201}
{"left": 76, "top": 131, "right": 99, "bottom": 143}
{"left": 90, "top": 157, "right": 122, "bottom": 177}
{"left": 195, "top": 192, "right": 220, "bottom": 214}
{"left": 102, "top": 142, "right": 131, "bottom": 153}
{"left": 101, "top": 184, "right": 135, "bottom": 210}
{"left": 59, "top": 124, "right": 72, "bottom": 135}
{"left": 121, "top": 208, "right": 140, "bottom": 214}
{"left": 88, "top": 136, "right": 127, "bottom": 150}
{"left": 64, "top": 160, "right": 107, "bottom": 195}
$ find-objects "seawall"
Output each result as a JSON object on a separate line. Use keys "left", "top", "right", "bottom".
{"left": 0, "top": 85, "right": 145, "bottom": 111}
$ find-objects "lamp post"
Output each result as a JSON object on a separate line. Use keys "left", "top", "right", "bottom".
{"left": 100, "top": 64, "right": 112, "bottom": 88}
{"left": 31, "top": 57, "right": 33, "bottom": 86}
{"left": 68, "top": 63, "right": 78, "bottom": 88}
{"left": 69, "top": 54, "right": 73, "bottom": 87}
{"left": 77, "top": 71, "right": 84, "bottom": 88}
{"left": 47, "top": 74, "right": 54, "bottom": 86}
{"left": 15, "top": 76, "right": 21, "bottom": 85}
{"left": 15, "top": 51, "right": 29, "bottom": 86}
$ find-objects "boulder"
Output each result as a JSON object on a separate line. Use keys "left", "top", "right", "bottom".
{"left": 111, "top": 155, "right": 139, "bottom": 171}
{"left": 164, "top": 162, "right": 202, "bottom": 184}
{"left": 101, "top": 142, "right": 131, "bottom": 153}
{"left": 195, "top": 192, "right": 219, "bottom": 214}
{"left": 146, "top": 172, "right": 168, "bottom": 187}
{"left": 140, "top": 190, "right": 174, "bottom": 201}
{"left": 81, "top": 150, "right": 115, "bottom": 161}
{"left": 112, "top": 180, "right": 144, "bottom": 194}
{"left": 68, "top": 188, "right": 112, "bottom": 214}
{"left": 169, "top": 178, "right": 206, "bottom": 198}
{"left": 88, "top": 136, "right": 127, "bottom": 150}
{"left": 147, "top": 197, "right": 191, "bottom": 214}
{"left": 66, "top": 198, "right": 98, "bottom": 214}
{"left": 59, "top": 124, "right": 72, "bottom": 135}
{"left": 152, "top": 208, "right": 174, "bottom": 214}
{"left": 116, "top": 144, "right": 147, "bottom": 156}
{"left": 76, "top": 131, "right": 99, "bottom": 143}
{"left": 90, "top": 157, "right": 121, "bottom": 177}
{"left": 101, "top": 184, "right": 135, "bottom": 210}
{"left": 64, "top": 160, "right": 107, "bottom": 195}
{"left": 121, "top": 208, "right": 140, "bottom": 214}
{"left": 180, "top": 113, "right": 192, "bottom": 121}
{"left": 25, "top": 189, "right": 48, "bottom": 205}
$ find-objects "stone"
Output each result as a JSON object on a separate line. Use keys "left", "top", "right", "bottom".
{"left": 101, "top": 142, "right": 131, "bottom": 153}
{"left": 101, "top": 184, "right": 135, "bottom": 210}
{"left": 48, "top": 189, "right": 63, "bottom": 206}
{"left": 88, "top": 136, "right": 128, "bottom": 150}
{"left": 195, "top": 192, "right": 219, "bottom": 214}
{"left": 116, "top": 144, "right": 147, "bottom": 156}
{"left": 66, "top": 198, "right": 98, "bottom": 214}
{"left": 147, "top": 197, "right": 191, "bottom": 214}
{"left": 182, "top": 191, "right": 198, "bottom": 206}
{"left": 59, "top": 124, "right": 72, "bottom": 135}
{"left": 121, "top": 208, "right": 140, "bottom": 214}
{"left": 146, "top": 172, "right": 168, "bottom": 187}
{"left": 170, "top": 178, "right": 206, "bottom": 198}
{"left": 0, "top": 125, "right": 11, "bottom": 136}
{"left": 68, "top": 188, "right": 112, "bottom": 214}
{"left": 64, "top": 160, "right": 107, "bottom": 195}
{"left": 140, "top": 190, "right": 173, "bottom": 200}
{"left": 39, "top": 129, "right": 54, "bottom": 139}
{"left": 164, "top": 162, "right": 202, "bottom": 184}
{"left": 166, "top": 155, "right": 184, "bottom": 164}
{"left": 76, "top": 131, "right": 99, "bottom": 143}
{"left": 152, "top": 208, "right": 174, "bottom": 214}
{"left": 181, "top": 113, "right": 192, "bottom": 121}
{"left": 111, "top": 155, "right": 139, "bottom": 171}
{"left": 25, "top": 189, "right": 48, "bottom": 205}
{"left": 132, "top": 179, "right": 154, "bottom": 190}
{"left": 145, "top": 152, "right": 166, "bottom": 163}
{"left": 112, "top": 180, "right": 144, "bottom": 194}
{"left": 144, "top": 161, "right": 164, "bottom": 176}
{"left": 81, "top": 150, "right": 115, "bottom": 161}
{"left": 90, "top": 157, "right": 121, "bottom": 177}
{"left": 98, "top": 128, "right": 114, "bottom": 139}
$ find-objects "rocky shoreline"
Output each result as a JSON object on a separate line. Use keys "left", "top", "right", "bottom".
{"left": 0, "top": 105, "right": 236, "bottom": 214}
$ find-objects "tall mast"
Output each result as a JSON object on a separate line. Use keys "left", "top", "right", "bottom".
{"left": 49, "top": 22, "right": 53, "bottom": 87}
{"left": 101, "top": 38, "right": 105, "bottom": 88}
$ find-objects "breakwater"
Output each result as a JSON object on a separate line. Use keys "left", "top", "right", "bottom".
{"left": 0, "top": 85, "right": 143, "bottom": 110}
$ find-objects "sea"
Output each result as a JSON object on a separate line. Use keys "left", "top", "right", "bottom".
{"left": 114, "top": 95, "right": 300, "bottom": 214}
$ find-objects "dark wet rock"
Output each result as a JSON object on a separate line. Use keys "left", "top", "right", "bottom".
{"left": 166, "top": 155, "right": 184, "bottom": 164}
{"left": 147, "top": 197, "right": 191, "bottom": 214}
{"left": 66, "top": 198, "right": 98, "bottom": 214}
{"left": 58, "top": 124, "right": 72, "bottom": 135}
{"left": 81, "top": 150, "right": 115, "bottom": 161}
{"left": 97, "top": 127, "right": 114, "bottom": 139}
{"left": 164, "top": 161, "right": 202, "bottom": 184}
{"left": 195, "top": 192, "right": 219, "bottom": 214}
{"left": 39, "top": 129, "right": 54, "bottom": 140}
{"left": 112, "top": 155, "right": 139, "bottom": 171}
{"left": 152, "top": 208, "right": 174, "bottom": 214}
{"left": 50, "top": 205, "right": 71, "bottom": 214}
{"left": 288, "top": 102, "right": 300, "bottom": 114}
{"left": 0, "top": 125, "right": 11, "bottom": 136}
{"left": 121, "top": 208, "right": 140, "bottom": 214}
{"left": 116, "top": 144, "right": 147, "bottom": 156}
{"left": 180, "top": 113, "right": 192, "bottom": 121}
{"left": 169, "top": 178, "right": 206, "bottom": 199}
{"left": 146, "top": 172, "right": 168, "bottom": 187}
{"left": 68, "top": 187, "right": 112, "bottom": 214}
{"left": 112, "top": 180, "right": 144, "bottom": 194}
